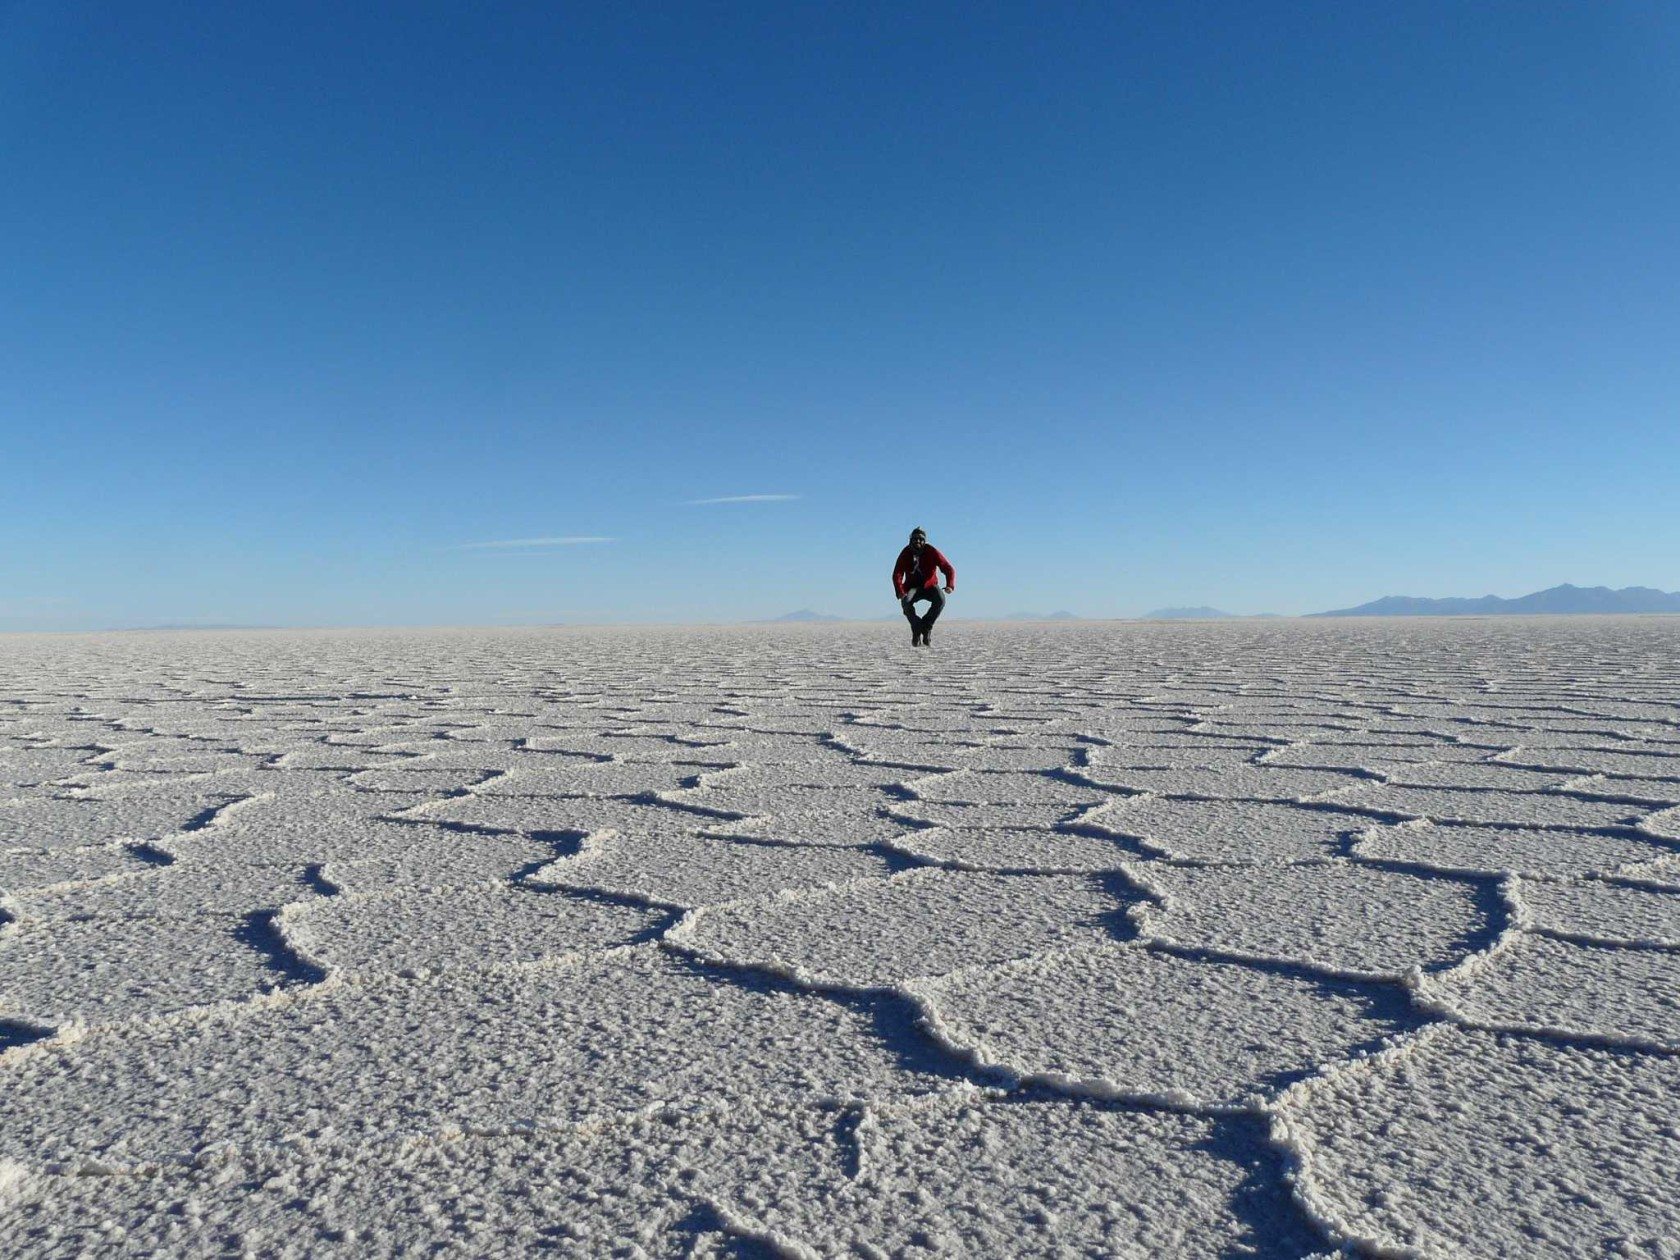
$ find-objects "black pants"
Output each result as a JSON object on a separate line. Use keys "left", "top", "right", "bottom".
{"left": 901, "top": 585, "right": 946, "bottom": 633}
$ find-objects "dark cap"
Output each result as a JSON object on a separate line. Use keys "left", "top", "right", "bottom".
{"left": 909, "top": 526, "right": 927, "bottom": 541}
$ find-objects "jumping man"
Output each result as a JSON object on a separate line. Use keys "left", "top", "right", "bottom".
{"left": 893, "top": 527, "right": 956, "bottom": 647}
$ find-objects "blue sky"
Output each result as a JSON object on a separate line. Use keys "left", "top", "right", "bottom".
{"left": 4, "top": 1, "right": 1677, "bottom": 629}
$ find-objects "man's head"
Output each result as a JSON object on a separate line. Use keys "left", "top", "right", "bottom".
{"left": 909, "top": 527, "right": 927, "bottom": 551}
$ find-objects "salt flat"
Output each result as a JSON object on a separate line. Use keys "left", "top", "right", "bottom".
{"left": 2, "top": 618, "right": 1679, "bottom": 1257}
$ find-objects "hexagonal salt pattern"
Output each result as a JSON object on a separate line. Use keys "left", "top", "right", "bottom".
{"left": 2, "top": 617, "right": 1679, "bottom": 1257}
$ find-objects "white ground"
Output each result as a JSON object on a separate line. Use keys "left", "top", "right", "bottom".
{"left": 2, "top": 618, "right": 1679, "bottom": 1257}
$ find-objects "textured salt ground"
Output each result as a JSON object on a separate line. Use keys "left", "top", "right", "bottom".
{"left": 1556, "top": 773, "right": 1680, "bottom": 804}
{"left": 0, "top": 746, "right": 101, "bottom": 791}
{"left": 1516, "top": 876, "right": 1680, "bottom": 945}
{"left": 687, "top": 759, "right": 915, "bottom": 790}
{"left": 1329, "top": 783, "right": 1648, "bottom": 828}
{"left": 13, "top": 863, "right": 317, "bottom": 920}
{"left": 885, "top": 824, "right": 1142, "bottom": 872}
{"left": 1416, "top": 932, "right": 1680, "bottom": 1048}
{"left": 318, "top": 827, "right": 576, "bottom": 894}
{"left": 92, "top": 747, "right": 257, "bottom": 776}
{"left": 400, "top": 792, "right": 731, "bottom": 839}
{"left": 724, "top": 1092, "right": 1329, "bottom": 1258}
{"left": 1258, "top": 741, "right": 1501, "bottom": 769}
{"left": 0, "top": 1109, "right": 801, "bottom": 1258}
{"left": 911, "top": 942, "right": 1412, "bottom": 1108}
{"left": 3, "top": 620, "right": 1680, "bottom": 1256}
{"left": 0, "top": 786, "right": 257, "bottom": 850}
{"left": 676, "top": 868, "right": 1126, "bottom": 988}
{"left": 1094, "top": 797, "right": 1383, "bottom": 863}
{"left": 1374, "top": 761, "right": 1580, "bottom": 791}
{"left": 0, "top": 915, "right": 292, "bottom": 1025}
{"left": 1640, "top": 805, "right": 1680, "bottom": 839}
{"left": 0, "top": 845, "right": 160, "bottom": 892}
{"left": 902, "top": 768, "right": 1113, "bottom": 807}
{"left": 1079, "top": 763, "right": 1373, "bottom": 800}
{"left": 533, "top": 830, "right": 895, "bottom": 907}
{"left": 471, "top": 760, "right": 729, "bottom": 797}
{"left": 341, "top": 766, "right": 507, "bottom": 794}
{"left": 889, "top": 798, "right": 1120, "bottom": 832}
{"left": 838, "top": 732, "right": 1068, "bottom": 767}
{"left": 0, "top": 946, "right": 957, "bottom": 1169}
{"left": 282, "top": 885, "right": 666, "bottom": 976}
{"left": 698, "top": 789, "right": 922, "bottom": 847}
{"left": 1129, "top": 862, "right": 1491, "bottom": 977}
{"left": 870, "top": 741, "right": 1089, "bottom": 774}
{"left": 1352, "top": 820, "right": 1680, "bottom": 876}
{"left": 3, "top": 1068, "right": 1310, "bottom": 1260}
{"left": 1496, "top": 747, "right": 1680, "bottom": 777}
{"left": 1274, "top": 1025, "right": 1680, "bottom": 1258}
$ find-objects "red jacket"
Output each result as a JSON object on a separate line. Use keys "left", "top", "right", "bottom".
{"left": 893, "top": 544, "right": 955, "bottom": 597}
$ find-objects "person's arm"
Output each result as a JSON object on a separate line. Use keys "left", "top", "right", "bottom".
{"left": 892, "top": 548, "right": 909, "bottom": 598}
{"left": 937, "top": 549, "right": 955, "bottom": 593}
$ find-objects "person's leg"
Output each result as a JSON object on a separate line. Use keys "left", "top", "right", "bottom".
{"left": 901, "top": 591, "right": 925, "bottom": 643}
{"left": 918, "top": 587, "right": 946, "bottom": 641}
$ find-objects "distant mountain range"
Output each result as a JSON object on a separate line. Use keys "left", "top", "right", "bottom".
{"left": 1312, "top": 584, "right": 1680, "bottom": 618}
{"left": 1142, "top": 606, "right": 1236, "bottom": 620}
{"left": 763, "top": 609, "right": 845, "bottom": 623}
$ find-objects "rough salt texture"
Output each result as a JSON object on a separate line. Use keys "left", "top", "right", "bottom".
{"left": 912, "top": 942, "right": 1410, "bottom": 1108}
{"left": 1274, "top": 1025, "right": 1680, "bottom": 1257}
{"left": 1514, "top": 875, "right": 1680, "bottom": 946}
{"left": 1093, "top": 797, "right": 1380, "bottom": 863}
{"left": 533, "top": 830, "right": 894, "bottom": 907}
{"left": 1351, "top": 819, "right": 1679, "bottom": 877}
{"left": 1416, "top": 932, "right": 1680, "bottom": 1049}
{"left": 1, "top": 617, "right": 1678, "bottom": 1256}
{"left": 673, "top": 868, "right": 1123, "bottom": 987}
{"left": 1130, "top": 861, "right": 1490, "bottom": 977}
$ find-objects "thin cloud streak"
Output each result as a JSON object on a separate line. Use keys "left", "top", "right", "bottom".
{"left": 686, "top": 494, "right": 800, "bottom": 505}
{"left": 455, "top": 536, "right": 615, "bottom": 550}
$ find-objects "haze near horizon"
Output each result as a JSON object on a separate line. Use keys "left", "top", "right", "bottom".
{"left": 5, "top": 2, "right": 1678, "bottom": 630}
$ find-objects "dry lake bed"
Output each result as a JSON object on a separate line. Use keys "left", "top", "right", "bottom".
{"left": 3, "top": 618, "right": 1679, "bottom": 1257}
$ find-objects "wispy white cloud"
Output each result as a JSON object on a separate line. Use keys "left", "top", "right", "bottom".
{"left": 685, "top": 493, "right": 800, "bottom": 506}
{"left": 455, "top": 536, "right": 615, "bottom": 551}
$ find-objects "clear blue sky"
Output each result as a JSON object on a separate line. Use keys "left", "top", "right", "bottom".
{"left": 5, "top": 2, "right": 1677, "bottom": 629}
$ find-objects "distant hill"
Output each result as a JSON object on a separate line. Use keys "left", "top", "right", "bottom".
{"left": 1312, "top": 584, "right": 1680, "bottom": 617}
{"left": 1142, "top": 606, "right": 1237, "bottom": 620}
{"left": 1003, "top": 611, "right": 1079, "bottom": 621}
{"left": 762, "top": 609, "right": 844, "bottom": 623}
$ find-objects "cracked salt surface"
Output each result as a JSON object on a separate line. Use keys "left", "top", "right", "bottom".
{"left": 911, "top": 942, "right": 1410, "bottom": 1108}
{"left": 1416, "top": 932, "right": 1680, "bottom": 1048}
{"left": 282, "top": 885, "right": 665, "bottom": 976}
{"left": 1130, "top": 861, "right": 1490, "bottom": 978}
{"left": 534, "top": 830, "right": 893, "bottom": 907}
{"left": 1516, "top": 876, "right": 1680, "bottom": 946}
{"left": 886, "top": 824, "right": 1142, "bottom": 872}
{"left": 1095, "top": 797, "right": 1378, "bottom": 862}
{"left": 1353, "top": 819, "right": 1679, "bottom": 876}
{"left": 3, "top": 618, "right": 1680, "bottom": 1255}
{"left": 673, "top": 868, "right": 1122, "bottom": 987}
{"left": 0, "top": 916, "right": 293, "bottom": 1025}
{"left": 1274, "top": 1024, "right": 1680, "bottom": 1257}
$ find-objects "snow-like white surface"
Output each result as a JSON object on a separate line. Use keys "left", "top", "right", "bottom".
{"left": 1128, "top": 861, "right": 1488, "bottom": 978}
{"left": 3, "top": 618, "right": 1680, "bottom": 1256}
